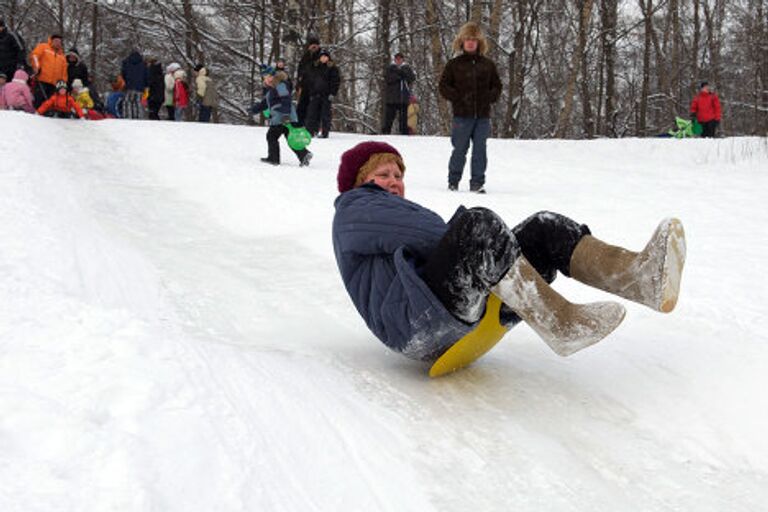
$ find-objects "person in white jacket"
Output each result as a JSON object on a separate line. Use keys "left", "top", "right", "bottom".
{"left": 164, "top": 62, "right": 181, "bottom": 120}
{"left": 194, "top": 64, "right": 218, "bottom": 123}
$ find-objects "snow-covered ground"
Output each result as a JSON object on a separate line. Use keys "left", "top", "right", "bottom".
{"left": 1, "top": 111, "right": 766, "bottom": 511}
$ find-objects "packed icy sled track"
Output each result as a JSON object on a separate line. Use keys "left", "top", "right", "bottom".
{"left": 1, "top": 111, "right": 766, "bottom": 511}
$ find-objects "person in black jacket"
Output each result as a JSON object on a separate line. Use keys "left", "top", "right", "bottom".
{"left": 295, "top": 35, "right": 320, "bottom": 125}
{"left": 146, "top": 57, "right": 164, "bottom": 120}
{"left": 438, "top": 22, "right": 502, "bottom": 194}
{"left": 66, "top": 48, "right": 89, "bottom": 89}
{"left": 304, "top": 48, "right": 340, "bottom": 138}
{"left": 0, "top": 17, "right": 27, "bottom": 79}
{"left": 382, "top": 53, "right": 415, "bottom": 135}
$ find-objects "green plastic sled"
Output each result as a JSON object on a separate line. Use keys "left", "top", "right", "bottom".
{"left": 286, "top": 124, "right": 312, "bottom": 151}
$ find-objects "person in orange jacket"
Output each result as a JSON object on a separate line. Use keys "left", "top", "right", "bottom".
{"left": 690, "top": 81, "right": 722, "bottom": 138}
{"left": 29, "top": 34, "right": 68, "bottom": 108}
{"left": 37, "top": 80, "right": 84, "bottom": 119}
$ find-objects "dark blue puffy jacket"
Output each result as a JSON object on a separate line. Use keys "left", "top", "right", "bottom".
{"left": 121, "top": 51, "right": 147, "bottom": 92}
{"left": 332, "top": 183, "right": 478, "bottom": 361}
{"left": 252, "top": 82, "right": 296, "bottom": 126}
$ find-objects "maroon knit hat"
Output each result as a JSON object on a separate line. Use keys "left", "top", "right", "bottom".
{"left": 337, "top": 141, "right": 402, "bottom": 193}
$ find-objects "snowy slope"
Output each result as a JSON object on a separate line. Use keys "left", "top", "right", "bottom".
{"left": 1, "top": 111, "right": 766, "bottom": 511}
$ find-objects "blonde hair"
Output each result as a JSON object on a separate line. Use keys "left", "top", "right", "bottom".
{"left": 354, "top": 153, "right": 406, "bottom": 188}
{"left": 451, "top": 21, "right": 489, "bottom": 56}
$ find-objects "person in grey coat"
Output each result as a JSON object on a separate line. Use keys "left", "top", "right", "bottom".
{"left": 382, "top": 53, "right": 415, "bottom": 135}
{"left": 332, "top": 141, "right": 687, "bottom": 364}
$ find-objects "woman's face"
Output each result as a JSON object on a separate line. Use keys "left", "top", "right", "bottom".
{"left": 364, "top": 161, "right": 405, "bottom": 198}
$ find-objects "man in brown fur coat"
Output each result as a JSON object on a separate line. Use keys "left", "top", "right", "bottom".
{"left": 439, "top": 22, "right": 502, "bottom": 194}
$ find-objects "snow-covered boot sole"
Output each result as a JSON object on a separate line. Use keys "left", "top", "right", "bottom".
{"left": 658, "top": 218, "right": 686, "bottom": 312}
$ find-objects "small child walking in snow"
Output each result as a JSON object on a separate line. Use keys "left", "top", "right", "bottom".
{"left": 252, "top": 69, "right": 312, "bottom": 167}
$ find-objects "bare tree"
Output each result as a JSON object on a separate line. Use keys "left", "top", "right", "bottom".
{"left": 554, "top": 0, "right": 594, "bottom": 138}
{"left": 0, "top": 0, "right": 758, "bottom": 136}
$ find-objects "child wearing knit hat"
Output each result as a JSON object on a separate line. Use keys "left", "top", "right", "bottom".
{"left": 332, "top": 141, "right": 686, "bottom": 366}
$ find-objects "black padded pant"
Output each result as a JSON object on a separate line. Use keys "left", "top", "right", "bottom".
{"left": 266, "top": 125, "right": 308, "bottom": 163}
{"left": 422, "top": 208, "right": 590, "bottom": 323}
{"left": 701, "top": 120, "right": 719, "bottom": 138}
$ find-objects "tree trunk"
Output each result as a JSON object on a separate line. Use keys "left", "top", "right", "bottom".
{"left": 182, "top": 0, "right": 203, "bottom": 64}
{"left": 692, "top": 0, "right": 700, "bottom": 93}
{"left": 600, "top": 0, "right": 618, "bottom": 136}
{"left": 638, "top": 0, "right": 652, "bottom": 136}
{"left": 488, "top": 0, "right": 503, "bottom": 61}
{"left": 470, "top": 0, "right": 484, "bottom": 23}
{"left": 57, "top": 0, "right": 64, "bottom": 35}
{"left": 379, "top": 0, "right": 392, "bottom": 131}
{"left": 670, "top": 0, "right": 681, "bottom": 112}
{"left": 554, "top": 0, "right": 594, "bottom": 138}
{"left": 90, "top": 2, "right": 98, "bottom": 86}
{"left": 504, "top": 1, "right": 530, "bottom": 138}
{"left": 426, "top": 0, "right": 450, "bottom": 133}
{"left": 580, "top": 4, "right": 594, "bottom": 139}
{"left": 759, "top": 0, "right": 768, "bottom": 135}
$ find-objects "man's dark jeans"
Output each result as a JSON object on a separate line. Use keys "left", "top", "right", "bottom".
{"left": 448, "top": 116, "right": 491, "bottom": 188}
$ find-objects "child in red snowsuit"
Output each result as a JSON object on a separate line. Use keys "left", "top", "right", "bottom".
{"left": 36, "top": 80, "right": 84, "bottom": 119}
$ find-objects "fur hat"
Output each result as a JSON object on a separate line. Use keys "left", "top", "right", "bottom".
{"left": 272, "top": 70, "right": 288, "bottom": 85}
{"left": 452, "top": 21, "right": 488, "bottom": 55}
{"left": 337, "top": 141, "right": 403, "bottom": 193}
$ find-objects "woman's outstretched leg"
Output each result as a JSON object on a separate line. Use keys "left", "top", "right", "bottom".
{"left": 569, "top": 218, "right": 686, "bottom": 312}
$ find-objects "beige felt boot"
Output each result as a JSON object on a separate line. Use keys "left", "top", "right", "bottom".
{"left": 491, "top": 257, "right": 626, "bottom": 357}
{"left": 569, "top": 218, "right": 686, "bottom": 313}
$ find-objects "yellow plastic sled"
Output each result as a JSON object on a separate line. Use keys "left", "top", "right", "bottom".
{"left": 429, "top": 293, "right": 511, "bottom": 378}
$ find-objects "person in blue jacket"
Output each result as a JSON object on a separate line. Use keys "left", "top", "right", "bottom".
{"left": 332, "top": 141, "right": 687, "bottom": 363}
{"left": 120, "top": 50, "right": 147, "bottom": 119}
{"left": 252, "top": 69, "right": 312, "bottom": 167}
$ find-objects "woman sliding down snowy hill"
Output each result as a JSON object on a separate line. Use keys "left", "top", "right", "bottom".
{"left": 331, "top": 141, "right": 686, "bottom": 363}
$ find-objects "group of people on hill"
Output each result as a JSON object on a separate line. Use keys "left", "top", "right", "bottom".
{"left": 2, "top": 18, "right": 723, "bottom": 190}
{"left": 293, "top": 36, "right": 341, "bottom": 139}
{"left": 0, "top": 20, "right": 218, "bottom": 122}
{"left": 248, "top": 35, "right": 345, "bottom": 167}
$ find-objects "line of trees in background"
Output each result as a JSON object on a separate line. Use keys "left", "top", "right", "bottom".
{"left": 2, "top": 0, "right": 766, "bottom": 138}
